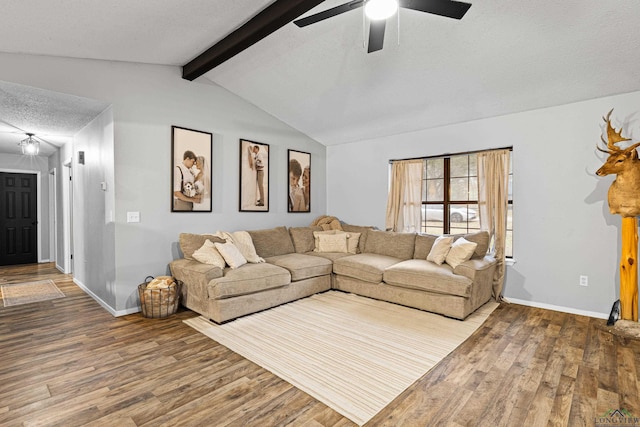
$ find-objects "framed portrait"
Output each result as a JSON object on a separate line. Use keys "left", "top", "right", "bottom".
{"left": 288, "top": 149, "right": 311, "bottom": 213}
{"left": 171, "top": 126, "right": 212, "bottom": 212}
{"left": 239, "top": 139, "right": 269, "bottom": 212}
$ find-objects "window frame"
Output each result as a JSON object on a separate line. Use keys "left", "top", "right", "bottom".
{"left": 413, "top": 148, "right": 513, "bottom": 258}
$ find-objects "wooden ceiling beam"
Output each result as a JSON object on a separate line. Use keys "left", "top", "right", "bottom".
{"left": 182, "top": 0, "right": 325, "bottom": 81}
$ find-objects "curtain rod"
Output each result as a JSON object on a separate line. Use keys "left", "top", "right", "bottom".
{"left": 389, "top": 146, "right": 513, "bottom": 163}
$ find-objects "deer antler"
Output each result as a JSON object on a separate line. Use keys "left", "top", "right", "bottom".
{"left": 599, "top": 109, "right": 631, "bottom": 154}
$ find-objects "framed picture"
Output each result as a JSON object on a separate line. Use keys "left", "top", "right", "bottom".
{"left": 171, "top": 126, "right": 212, "bottom": 212}
{"left": 288, "top": 149, "right": 311, "bottom": 213}
{"left": 239, "top": 139, "right": 269, "bottom": 212}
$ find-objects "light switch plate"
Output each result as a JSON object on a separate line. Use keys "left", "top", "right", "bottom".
{"left": 127, "top": 211, "right": 140, "bottom": 223}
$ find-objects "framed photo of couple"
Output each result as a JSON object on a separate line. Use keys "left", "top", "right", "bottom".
{"left": 171, "top": 126, "right": 212, "bottom": 212}
{"left": 239, "top": 139, "right": 269, "bottom": 212}
{"left": 288, "top": 149, "right": 310, "bottom": 213}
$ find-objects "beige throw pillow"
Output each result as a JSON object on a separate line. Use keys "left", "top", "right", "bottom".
{"left": 231, "top": 231, "right": 265, "bottom": 263}
{"left": 314, "top": 232, "right": 348, "bottom": 253}
{"left": 313, "top": 230, "right": 359, "bottom": 253}
{"left": 192, "top": 239, "right": 226, "bottom": 269}
{"left": 445, "top": 237, "right": 478, "bottom": 269}
{"left": 346, "top": 232, "right": 361, "bottom": 254}
{"left": 427, "top": 236, "right": 454, "bottom": 265}
{"left": 214, "top": 241, "right": 247, "bottom": 269}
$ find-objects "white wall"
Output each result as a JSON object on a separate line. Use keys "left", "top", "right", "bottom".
{"left": 328, "top": 90, "right": 640, "bottom": 317}
{"left": 47, "top": 141, "right": 73, "bottom": 273}
{"left": 72, "top": 107, "right": 116, "bottom": 308}
{"left": 1, "top": 52, "right": 326, "bottom": 314}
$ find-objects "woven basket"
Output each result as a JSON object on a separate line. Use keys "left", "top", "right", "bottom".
{"left": 138, "top": 276, "right": 181, "bottom": 318}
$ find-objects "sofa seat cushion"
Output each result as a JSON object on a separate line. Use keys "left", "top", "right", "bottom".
{"left": 207, "top": 263, "right": 290, "bottom": 300}
{"left": 333, "top": 253, "right": 402, "bottom": 283}
{"left": 383, "top": 259, "right": 473, "bottom": 298}
{"left": 266, "top": 253, "right": 333, "bottom": 281}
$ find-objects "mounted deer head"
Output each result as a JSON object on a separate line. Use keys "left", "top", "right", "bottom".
{"left": 596, "top": 109, "right": 640, "bottom": 217}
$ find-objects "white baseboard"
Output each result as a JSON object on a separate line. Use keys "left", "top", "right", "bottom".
{"left": 72, "top": 278, "right": 141, "bottom": 317}
{"left": 506, "top": 297, "right": 608, "bottom": 320}
{"left": 55, "top": 263, "right": 65, "bottom": 273}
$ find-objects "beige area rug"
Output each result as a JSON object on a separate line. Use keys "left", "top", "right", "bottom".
{"left": 1, "top": 279, "right": 65, "bottom": 307}
{"left": 184, "top": 291, "right": 499, "bottom": 426}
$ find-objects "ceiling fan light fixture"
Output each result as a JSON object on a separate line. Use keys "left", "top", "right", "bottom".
{"left": 364, "top": 0, "right": 398, "bottom": 20}
{"left": 19, "top": 133, "right": 40, "bottom": 155}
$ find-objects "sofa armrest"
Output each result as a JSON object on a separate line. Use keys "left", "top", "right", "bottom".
{"left": 453, "top": 256, "right": 497, "bottom": 281}
{"left": 169, "top": 258, "right": 223, "bottom": 289}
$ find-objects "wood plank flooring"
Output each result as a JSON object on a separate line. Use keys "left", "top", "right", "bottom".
{"left": 1, "top": 263, "right": 639, "bottom": 426}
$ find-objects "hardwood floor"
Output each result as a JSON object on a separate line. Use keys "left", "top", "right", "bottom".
{"left": 1, "top": 263, "right": 638, "bottom": 426}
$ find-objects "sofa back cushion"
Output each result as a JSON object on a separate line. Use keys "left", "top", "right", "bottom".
{"left": 179, "top": 233, "right": 226, "bottom": 260}
{"left": 364, "top": 230, "right": 416, "bottom": 260}
{"left": 461, "top": 231, "right": 490, "bottom": 259}
{"left": 247, "top": 226, "right": 295, "bottom": 258}
{"left": 413, "top": 230, "right": 490, "bottom": 260}
{"left": 289, "top": 226, "right": 322, "bottom": 253}
{"left": 413, "top": 234, "right": 438, "bottom": 260}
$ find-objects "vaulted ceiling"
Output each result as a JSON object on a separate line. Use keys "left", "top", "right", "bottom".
{"left": 1, "top": 0, "right": 640, "bottom": 155}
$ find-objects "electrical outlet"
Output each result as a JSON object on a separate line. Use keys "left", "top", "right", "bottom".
{"left": 579, "top": 275, "right": 588, "bottom": 287}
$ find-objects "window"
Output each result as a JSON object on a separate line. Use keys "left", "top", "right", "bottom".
{"left": 422, "top": 151, "right": 513, "bottom": 257}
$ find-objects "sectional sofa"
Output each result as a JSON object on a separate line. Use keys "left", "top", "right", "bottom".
{"left": 169, "top": 224, "right": 498, "bottom": 323}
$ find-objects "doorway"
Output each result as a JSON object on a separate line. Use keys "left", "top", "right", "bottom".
{"left": 0, "top": 172, "right": 38, "bottom": 266}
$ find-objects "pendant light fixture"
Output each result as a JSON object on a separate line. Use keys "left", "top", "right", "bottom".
{"left": 19, "top": 133, "right": 40, "bottom": 155}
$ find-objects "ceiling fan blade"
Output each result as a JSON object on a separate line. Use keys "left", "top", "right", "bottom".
{"left": 367, "top": 20, "right": 386, "bottom": 53}
{"left": 400, "top": 0, "right": 471, "bottom": 19}
{"left": 294, "top": 0, "right": 365, "bottom": 27}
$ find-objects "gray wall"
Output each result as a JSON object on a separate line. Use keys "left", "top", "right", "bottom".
{"left": 72, "top": 107, "right": 116, "bottom": 307}
{"left": 1, "top": 52, "right": 327, "bottom": 314}
{"left": 327, "top": 90, "right": 640, "bottom": 317}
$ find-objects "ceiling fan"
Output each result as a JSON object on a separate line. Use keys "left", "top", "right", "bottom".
{"left": 294, "top": 0, "right": 472, "bottom": 53}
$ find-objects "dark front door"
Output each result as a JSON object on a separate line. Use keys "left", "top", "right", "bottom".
{"left": 0, "top": 172, "right": 38, "bottom": 266}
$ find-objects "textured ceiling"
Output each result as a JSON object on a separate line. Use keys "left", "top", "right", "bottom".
{"left": 0, "top": 0, "right": 639, "bottom": 155}
{"left": 0, "top": 81, "right": 109, "bottom": 156}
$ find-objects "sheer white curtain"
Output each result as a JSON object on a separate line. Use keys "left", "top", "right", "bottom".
{"left": 477, "top": 149, "right": 510, "bottom": 301}
{"left": 385, "top": 159, "right": 423, "bottom": 232}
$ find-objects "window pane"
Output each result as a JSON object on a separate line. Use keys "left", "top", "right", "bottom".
{"left": 426, "top": 158, "right": 443, "bottom": 179}
{"left": 450, "top": 177, "right": 470, "bottom": 201}
{"left": 422, "top": 204, "right": 444, "bottom": 234}
{"left": 449, "top": 203, "right": 479, "bottom": 234}
{"left": 425, "top": 178, "right": 444, "bottom": 201}
{"left": 450, "top": 155, "right": 468, "bottom": 177}
{"left": 506, "top": 204, "right": 513, "bottom": 257}
{"left": 469, "top": 176, "right": 478, "bottom": 200}
{"left": 469, "top": 155, "right": 477, "bottom": 176}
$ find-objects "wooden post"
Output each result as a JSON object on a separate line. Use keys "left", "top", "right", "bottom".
{"left": 620, "top": 217, "right": 639, "bottom": 321}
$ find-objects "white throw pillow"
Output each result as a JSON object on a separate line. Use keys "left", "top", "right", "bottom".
{"left": 214, "top": 241, "right": 247, "bottom": 269}
{"left": 192, "top": 239, "right": 226, "bottom": 269}
{"left": 427, "top": 236, "right": 454, "bottom": 265}
{"left": 445, "top": 237, "right": 478, "bottom": 269}
{"left": 314, "top": 232, "right": 348, "bottom": 253}
{"left": 231, "top": 231, "right": 265, "bottom": 263}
